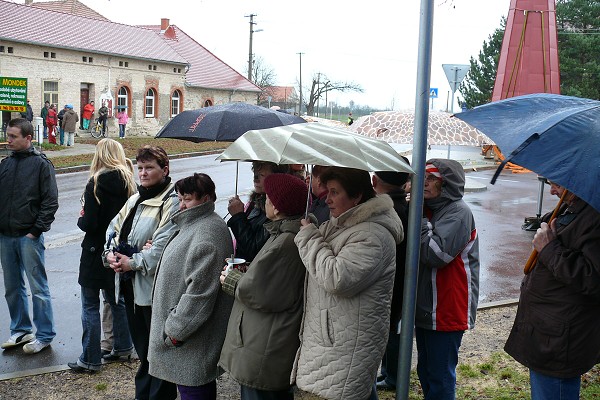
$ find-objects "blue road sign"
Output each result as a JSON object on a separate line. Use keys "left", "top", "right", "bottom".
{"left": 429, "top": 88, "right": 438, "bottom": 98}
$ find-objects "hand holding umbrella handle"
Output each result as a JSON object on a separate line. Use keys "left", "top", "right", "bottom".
{"left": 523, "top": 189, "right": 568, "bottom": 275}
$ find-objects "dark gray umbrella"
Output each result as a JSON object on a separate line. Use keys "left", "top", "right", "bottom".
{"left": 155, "top": 102, "right": 306, "bottom": 142}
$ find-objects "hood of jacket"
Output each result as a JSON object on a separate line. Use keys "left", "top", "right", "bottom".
{"left": 332, "top": 194, "right": 403, "bottom": 244}
{"left": 425, "top": 158, "right": 465, "bottom": 210}
{"left": 264, "top": 216, "right": 302, "bottom": 236}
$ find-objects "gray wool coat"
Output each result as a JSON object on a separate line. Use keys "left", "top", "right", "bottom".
{"left": 148, "top": 201, "right": 234, "bottom": 387}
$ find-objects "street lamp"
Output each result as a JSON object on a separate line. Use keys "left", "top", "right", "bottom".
{"left": 246, "top": 14, "right": 263, "bottom": 82}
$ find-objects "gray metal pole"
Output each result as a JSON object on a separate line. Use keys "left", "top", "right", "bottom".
{"left": 298, "top": 52, "right": 303, "bottom": 115}
{"left": 246, "top": 14, "right": 256, "bottom": 82}
{"left": 396, "top": 0, "right": 435, "bottom": 398}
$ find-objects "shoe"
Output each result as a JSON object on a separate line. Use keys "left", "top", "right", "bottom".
{"left": 102, "top": 350, "right": 132, "bottom": 362}
{"left": 1, "top": 332, "right": 34, "bottom": 349}
{"left": 376, "top": 380, "right": 396, "bottom": 391}
{"left": 22, "top": 339, "right": 51, "bottom": 354}
{"left": 67, "top": 361, "right": 97, "bottom": 373}
{"left": 101, "top": 349, "right": 111, "bottom": 357}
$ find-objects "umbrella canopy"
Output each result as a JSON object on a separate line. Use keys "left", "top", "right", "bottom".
{"left": 455, "top": 93, "right": 600, "bottom": 212}
{"left": 349, "top": 110, "right": 495, "bottom": 146}
{"left": 217, "top": 122, "right": 413, "bottom": 174}
{"left": 155, "top": 102, "right": 306, "bottom": 142}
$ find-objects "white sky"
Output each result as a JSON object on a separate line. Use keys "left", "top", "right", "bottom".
{"left": 74, "top": 0, "right": 509, "bottom": 111}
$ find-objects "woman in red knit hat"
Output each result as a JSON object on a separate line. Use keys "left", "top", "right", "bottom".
{"left": 219, "top": 173, "right": 308, "bottom": 400}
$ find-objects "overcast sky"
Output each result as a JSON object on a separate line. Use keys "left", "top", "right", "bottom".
{"left": 74, "top": 0, "right": 509, "bottom": 111}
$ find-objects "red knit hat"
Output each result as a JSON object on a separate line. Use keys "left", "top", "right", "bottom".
{"left": 263, "top": 173, "right": 308, "bottom": 216}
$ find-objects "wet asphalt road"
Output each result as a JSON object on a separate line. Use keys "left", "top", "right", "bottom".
{"left": 0, "top": 156, "right": 558, "bottom": 376}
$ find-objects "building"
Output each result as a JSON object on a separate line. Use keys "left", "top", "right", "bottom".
{"left": 258, "top": 85, "right": 299, "bottom": 114}
{"left": 0, "top": 0, "right": 260, "bottom": 136}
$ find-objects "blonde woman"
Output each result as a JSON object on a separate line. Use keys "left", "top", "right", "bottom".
{"left": 68, "top": 139, "right": 136, "bottom": 373}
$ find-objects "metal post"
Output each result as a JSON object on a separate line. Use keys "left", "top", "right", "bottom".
{"left": 298, "top": 52, "right": 303, "bottom": 115}
{"left": 397, "top": 0, "right": 435, "bottom": 398}
{"left": 246, "top": 14, "right": 257, "bottom": 82}
{"left": 451, "top": 68, "right": 458, "bottom": 113}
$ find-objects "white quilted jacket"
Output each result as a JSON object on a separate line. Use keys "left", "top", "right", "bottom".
{"left": 293, "top": 195, "right": 403, "bottom": 400}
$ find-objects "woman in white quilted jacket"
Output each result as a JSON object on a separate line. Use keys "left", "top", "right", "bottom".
{"left": 293, "top": 167, "right": 404, "bottom": 400}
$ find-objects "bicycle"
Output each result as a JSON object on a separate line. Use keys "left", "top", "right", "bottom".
{"left": 90, "top": 117, "right": 107, "bottom": 138}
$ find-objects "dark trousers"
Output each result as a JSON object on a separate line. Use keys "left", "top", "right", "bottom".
{"left": 380, "top": 331, "right": 400, "bottom": 387}
{"left": 240, "top": 385, "right": 293, "bottom": 400}
{"left": 177, "top": 380, "right": 217, "bottom": 400}
{"left": 122, "top": 279, "right": 177, "bottom": 400}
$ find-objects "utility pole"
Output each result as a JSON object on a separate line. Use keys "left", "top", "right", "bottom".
{"left": 246, "top": 14, "right": 262, "bottom": 82}
{"left": 316, "top": 72, "right": 321, "bottom": 117}
{"left": 297, "top": 52, "right": 304, "bottom": 115}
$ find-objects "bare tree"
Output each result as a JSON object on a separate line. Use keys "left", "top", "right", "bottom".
{"left": 302, "top": 74, "right": 363, "bottom": 116}
{"left": 247, "top": 56, "right": 277, "bottom": 104}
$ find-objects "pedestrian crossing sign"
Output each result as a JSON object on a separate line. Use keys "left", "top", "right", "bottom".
{"left": 429, "top": 88, "right": 438, "bottom": 98}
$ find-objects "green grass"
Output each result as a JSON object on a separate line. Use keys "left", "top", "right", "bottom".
{"left": 94, "top": 382, "right": 108, "bottom": 391}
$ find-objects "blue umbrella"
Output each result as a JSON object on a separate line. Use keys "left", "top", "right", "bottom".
{"left": 155, "top": 102, "right": 306, "bottom": 142}
{"left": 454, "top": 93, "right": 600, "bottom": 212}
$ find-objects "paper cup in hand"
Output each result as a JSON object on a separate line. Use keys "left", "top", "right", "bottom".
{"left": 226, "top": 258, "right": 246, "bottom": 273}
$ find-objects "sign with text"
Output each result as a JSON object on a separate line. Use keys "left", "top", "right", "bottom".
{"left": 0, "top": 76, "right": 28, "bottom": 112}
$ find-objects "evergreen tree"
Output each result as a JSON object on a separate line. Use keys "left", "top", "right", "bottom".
{"left": 458, "top": 19, "right": 505, "bottom": 108}
{"left": 557, "top": 0, "right": 600, "bottom": 100}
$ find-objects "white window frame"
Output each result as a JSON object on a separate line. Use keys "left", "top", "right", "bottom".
{"left": 145, "top": 88, "right": 155, "bottom": 117}
{"left": 171, "top": 90, "right": 181, "bottom": 117}
{"left": 43, "top": 80, "right": 59, "bottom": 105}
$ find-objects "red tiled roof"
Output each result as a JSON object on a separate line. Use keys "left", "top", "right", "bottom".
{"left": 142, "top": 24, "right": 260, "bottom": 93}
{"left": 264, "top": 86, "right": 296, "bottom": 102}
{"left": 0, "top": 0, "right": 187, "bottom": 64}
{"left": 30, "top": 0, "right": 109, "bottom": 21}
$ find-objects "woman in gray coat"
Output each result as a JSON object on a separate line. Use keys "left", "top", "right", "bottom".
{"left": 148, "top": 173, "right": 234, "bottom": 400}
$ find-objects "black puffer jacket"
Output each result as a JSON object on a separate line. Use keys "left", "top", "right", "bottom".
{"left": 227, "top": 196, "right": 269, "bottom": 262}
{"left": 77, "top": 170, "right": 131, "bottom": 289}
{"left": 388, "top": 189, "right": 409, "bottom": 329}
{"left": 0, "top": 146, "right": 58, "bottom": 237}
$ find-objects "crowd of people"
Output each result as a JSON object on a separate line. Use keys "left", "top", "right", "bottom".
{"left": 1, "top": 117, "right": 599, "bottom": 400}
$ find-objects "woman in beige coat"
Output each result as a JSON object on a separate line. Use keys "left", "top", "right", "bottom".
{"left": 293, "top": 167, "right": 404, "bottom": 400}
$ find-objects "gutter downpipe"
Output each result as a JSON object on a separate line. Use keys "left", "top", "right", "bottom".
{"left": 396, "top": 0, "right": 434, "bottom": 399}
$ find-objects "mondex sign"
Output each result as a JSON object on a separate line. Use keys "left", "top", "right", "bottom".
{"left": 0, "top": 76, "right": 27, "bottom": 112}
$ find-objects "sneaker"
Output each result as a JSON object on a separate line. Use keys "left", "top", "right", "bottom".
{"left": 1, "top": 332, "right": 34, "bottom": 349}
{"left": 23, "top": 339, "right": 51, "bottom": 354}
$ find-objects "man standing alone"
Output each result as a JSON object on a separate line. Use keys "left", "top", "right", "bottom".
{"left": 0, "top": 118, "right": 58, "bottom": 354}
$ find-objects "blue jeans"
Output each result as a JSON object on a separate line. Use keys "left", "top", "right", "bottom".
{"left": 530, "top": 370, "right": 580, "bottom": 400}
{"left": 119, "top": 124, "right": 126, "bottom": 138}
{"left": 79, "top": 286, "right": 132, "bottom": 369}
{"left": 380, "top": 332, "right": 400, "bottom": 387}
{"left": 415, "top": 327, "right": 464, "bottom": 400}
{"left": 59, "top": 126, "right": 65, "bottom": 145}
{"left": 0, "top": 234, "right": 55, "bottom": 343}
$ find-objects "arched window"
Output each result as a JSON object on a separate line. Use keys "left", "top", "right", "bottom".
{"left": 171, "top": 90, "right": 182, "bottom": 117}
{"left": 145, "top": 88, "right": 156, "bottom": 117}
{"left": 117, "top": 86, "right": 129, "bottom": 114}
{"left": 203, "top": 99, "right": 213, "bottom": 107}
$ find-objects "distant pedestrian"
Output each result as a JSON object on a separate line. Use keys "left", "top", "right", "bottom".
{"left": 98, "top": 102, "right": 109, "bottom": 135}
{"left": 82, "top": 101, "right": 95, "bottom": 130}
{"left": 0, "top": 118, "right": 58, "bottom": 355}
{"left": 46, "top": 104, "right": 58, "bottom": 144}
{"left": 57, "top": 105, "right": 68, "bottom": 145}
{"left": 20, "top": 99, "right": 33, "bottom": 122}
{"left": 40, "top": 100, "right": 49, "bottom": 138}
{"left": 117, "top": 108, "right": 128, "bottom": 139}
{"left": 62, "top": 104, "right": 79, "bottom": 146}
{"left": 347, "top": 112, "right": 354, "bottom": 125}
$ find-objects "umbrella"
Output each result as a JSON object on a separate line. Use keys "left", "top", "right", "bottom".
{"left": 155, "top": 102, "right": 306, "bottom": 142}
{"left": 216, "top": 122, "right": 414, "bottom": 174}
{"left": 454, "top": 93, "right": 600, "bottom": 212}
{"left": 349, "top": 110, "right": 495, "bottom": 146}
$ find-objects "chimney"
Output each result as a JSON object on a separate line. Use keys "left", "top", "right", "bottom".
{"left": 160, "top": 18, "right": 170, "bottom": 31}
{"left": 25, "top": 0, "right": 33, "bottom": 4}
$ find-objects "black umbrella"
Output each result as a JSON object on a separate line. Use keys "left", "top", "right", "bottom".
{"left": 155, "top": 102, "right": 306, "bottom": 142}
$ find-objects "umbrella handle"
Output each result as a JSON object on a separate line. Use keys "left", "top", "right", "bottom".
{"left": 523, "top": 189, "right": 568, "bottom": 274}
{"left": 304, "top": 165, "right": 312, "bottom": 220}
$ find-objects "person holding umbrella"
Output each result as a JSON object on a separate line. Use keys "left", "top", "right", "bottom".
{"left": 504, "top": 181, "right": 600, "bottom": 400}
{"left": 415, "top": 159, "right": 479, "bottom": 400}
{"left": 293, "top": 167, "right": 403, "bottom": 400}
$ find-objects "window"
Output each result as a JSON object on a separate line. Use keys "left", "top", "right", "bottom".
{"left": 44, "top": 51, "right": 49, "bottom": 58}
{"left": 177, "top": 68, "right": 181, "bottom": 73}
{"left": 119, "top": 61, "right": 129, "bottom": 67}
{"left": 0, "top": 46, "right": 4, "bottom": 53}
{"left": 125, "top": 61, "right": 129, "bottom": 67}
{"left": 88, "top": 57, "right": 93, "bottom": 63}
{"left": 153, "top": 65, "right": 157, "bottom": 71}
{"left": 43, "top": 81, "right": 59, "bottom": 105}
{"left": 82, "top": 56, "right": 87, "bottom": 62}
{"left": 148, "top": 65, "right": 152, "bottom": 70}
{"left": 171, "top": 90, "right": 181, "bottom": 117}
{"left": 117, "top": 86, "right": 129, "bottom": 113}
{"left": 7, "top": 47, "right": 13, "bottom": 53}
{"left": 50, "top": 52, "right": 56, "bottom": 58}
{"left": 145, "top": 88, "right": 156, "bottom": 117}
{"left": 119, "top": 61, "right": 123, "bottom": 66}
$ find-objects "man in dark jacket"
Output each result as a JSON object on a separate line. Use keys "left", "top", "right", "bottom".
{"left": 0, "top": 118, "right": 58, "bottom": 354}
{"left": 40, "top": 100, "right": 49, "bottom": 138}
{"left": 20, "top": 99, "right": 33, "bottom": 122}
{"left": 504, "top": 181, "right": 600, "bottom": 400}
{"left": 57, "top": 104, "right": 67, "bottom": 145}
{"left": 372, "top": 165, "right": 410, "bottom": 391}
{"left": 307, "top": 165, "right": 330, "bottom": 225}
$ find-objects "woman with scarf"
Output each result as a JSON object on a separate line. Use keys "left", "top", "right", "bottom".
{"left": 105, "top": 146, "right": 179, "bottom": 400}
{"left": 68, "top": 138, "right": 136, "bottom": 373}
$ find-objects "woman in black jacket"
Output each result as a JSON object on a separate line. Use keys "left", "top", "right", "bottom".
{"left": 68, "top": 138, "right": 137, "bottom": 373}
{"left": 226, "top": 161, "right": 289, "bottom": 262}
